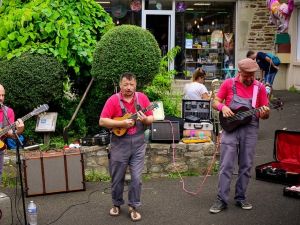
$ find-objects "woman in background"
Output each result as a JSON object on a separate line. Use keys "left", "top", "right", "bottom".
{"left": 183, "top": 68, "right": 211, "bottom": 100}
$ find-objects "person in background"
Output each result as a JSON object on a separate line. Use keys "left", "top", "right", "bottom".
{"left": 99, "top": 73, "right": 154, "bottom": 222}
{"left": 183, "top": 68, "right": 211, "bottom": 100}
{"left": 209, "top": 58, "right": 270, "bottom": 214}
{"left": 0, "top": 84, "right": 24, "bottom": 185}
{"left": 246, "top": 50, "right": 279, "bottom": 98}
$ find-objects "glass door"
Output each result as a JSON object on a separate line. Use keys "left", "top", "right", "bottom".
{"left": 146, "top": 15, "right": 170, "bottom": 56}
{"left": 142, "top": 0, "right": 175, "bottom": 69}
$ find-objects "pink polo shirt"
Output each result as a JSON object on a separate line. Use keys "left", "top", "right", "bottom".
{"left": 100, "top": 92, "right": 153, "bottom": 135}
{"left": 217, "top": 75, "right": 269, "bottom": 108}
{"left": 0, "top": 106, "right": 15, "bottom": 127}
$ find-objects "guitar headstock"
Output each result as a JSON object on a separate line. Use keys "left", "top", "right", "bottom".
{"left": 31, "top": 104, "right": 49, "bottom": 116}
{"left": 151, "top": 102, "right": 159, "bottom": 110}
{"left": 270, "top": 98, "right": 284, "bottom": 110}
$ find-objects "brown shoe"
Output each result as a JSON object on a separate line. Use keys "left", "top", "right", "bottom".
{"left": 109, "top": 206, "right": 120, "bottom": 216}
{"left": 128, "top": 206, "right": 141, "bottom": 222}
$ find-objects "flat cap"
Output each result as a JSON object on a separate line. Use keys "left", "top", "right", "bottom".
{"left": 238, "top": 58, "right": 259, "bottom": 73}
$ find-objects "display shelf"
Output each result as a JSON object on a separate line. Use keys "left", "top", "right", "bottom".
{"left": 184, "top": 47, "right": 224, "bottom": 79}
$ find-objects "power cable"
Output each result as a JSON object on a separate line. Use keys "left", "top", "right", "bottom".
{"left": 46, "top": 183, "right": 111, "bottom": 225}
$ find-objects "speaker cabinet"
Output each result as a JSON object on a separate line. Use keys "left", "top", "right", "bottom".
{"left": 151, "top": 121, "right": 180, "bottom": 143}
{"left": 23, "top": 149, "right": 85, "bottom": 196}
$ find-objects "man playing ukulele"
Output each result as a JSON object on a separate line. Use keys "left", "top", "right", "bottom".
{"left": 99, "top": 73, "right": 154, "bottom": 222}
{"left": 0, "top": 84, "right": 24, "bottom": 185}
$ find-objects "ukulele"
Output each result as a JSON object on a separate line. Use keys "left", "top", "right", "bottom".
{"left": 112, "top": 102, "right": 158, "bottom": 136}
{"left": 0, "top": 104, "right": 49, "bottom": 151}
{"left": 219, "top": 100, "right": 283, "bottom": 132}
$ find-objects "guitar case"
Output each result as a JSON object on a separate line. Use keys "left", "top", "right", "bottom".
{"left": 79, "top": 131, "right": 110, "bottom": 146}
{"left": 255, "top": 130, "right": 300, "bottom": 186}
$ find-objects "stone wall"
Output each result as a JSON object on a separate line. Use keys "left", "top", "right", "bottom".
{"left": 81, "top": 142, "right": 216, "bottom": 178}
{"left": 244, "top": 0, "right": 277, "bottom": 51}
{"left": 3, "top": 142, "right": 216, "bottom": 181}
{"left": 236, "top": 0, "right": 277, "bottom": 61}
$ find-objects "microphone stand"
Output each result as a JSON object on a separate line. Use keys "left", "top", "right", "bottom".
{"left": 2, "top": 106, "right": 28, "bottom": 225}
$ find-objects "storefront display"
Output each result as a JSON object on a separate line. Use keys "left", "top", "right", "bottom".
{"left": 175, "top": 1, "right": 235, "bottom": 79}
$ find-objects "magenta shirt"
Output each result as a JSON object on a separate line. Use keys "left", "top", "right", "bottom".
{"left": 100, "top": 92, "right": 153, "bottom": 135}
{"left": 0, "top": 107, "right": 15, "bottom": 126}
{"left": 217, "top": 75, "right": 269, "bottom": 108}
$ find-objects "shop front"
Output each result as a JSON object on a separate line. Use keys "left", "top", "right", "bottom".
{"left": 99, "top": 0, "right": 236, "bottom": 79}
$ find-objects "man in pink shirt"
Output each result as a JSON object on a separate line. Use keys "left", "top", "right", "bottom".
{"left": 209, "top": 58, "right": 270, "bottom": 213}
{"left": 99, "top": 73, "right": 154, "bottom": 222}
{"left": 0, "top": 84, "right": 24, "bottom": 185}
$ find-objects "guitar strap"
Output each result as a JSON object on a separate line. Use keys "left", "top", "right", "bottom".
{"left": 252, "top": 81, "right": 262, "bottom": 108}
{"left": 0, "top": 106, "right": 9, "bottom": 129}
{"left": 116, "top": 92, "right": 141, "bottom": 116}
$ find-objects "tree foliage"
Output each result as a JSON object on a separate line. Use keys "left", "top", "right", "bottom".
{"left": 0, "top": 0, "right": 114, "bottom": 74}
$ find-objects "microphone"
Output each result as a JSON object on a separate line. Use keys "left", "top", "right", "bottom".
{"left": 0, "top": 102, "right": 3, "bottom": 108}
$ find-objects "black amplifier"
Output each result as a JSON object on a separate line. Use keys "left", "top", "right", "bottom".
{"left": 80, "top": 132, "right": 110, "bottom": 146}
{"left": 182, "top": 100, "right": 211, "bottom": 122}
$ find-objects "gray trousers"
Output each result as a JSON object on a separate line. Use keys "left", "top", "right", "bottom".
{"left": 109, "top": 132, "right": 146, "bottom": 208}
{"left": 217, "top": 124, "right": 258, "bottom": 204}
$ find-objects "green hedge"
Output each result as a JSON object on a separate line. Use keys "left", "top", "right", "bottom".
{"left": 0, "top": 53, "right": 65, "bottom": 114}
{"left": 91, "top": 25, "right": 161, "bottom": 89}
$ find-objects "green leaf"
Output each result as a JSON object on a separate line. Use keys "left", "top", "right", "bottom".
{"left": 8, "top": 32, "right": 16, "bottom": 41}
{"left": 0, "top": 40, "right": 9, "bottom": 49}
{"left": 60, "top": 29, "right": 68, "bottom": 38}
{"left": 45, "top": 22, "right": 54, "bottom": 34}
{"left": 7, "top": 53, "right": 14, "bottom": 60}
{"left": 37, "top": 49, "right": 46, "bottom": 54}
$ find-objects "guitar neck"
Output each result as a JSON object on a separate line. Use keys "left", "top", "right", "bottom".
{"left": 129, "top": 105, "right": 153, "bottom": 120}
{"left": 242, "top": 107, "right": 262, "bottom": 117}
{"left": 0, "top": 113, "right": 32, "bottom": 137}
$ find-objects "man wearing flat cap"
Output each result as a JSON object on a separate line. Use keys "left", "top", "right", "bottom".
{"left": 209, "top": 58, "right": 270, "bottom": 214}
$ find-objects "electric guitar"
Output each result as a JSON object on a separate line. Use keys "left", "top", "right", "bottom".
{"left": 0, "top": 104, "right": 49, "bottom": 151}
{"left": 219, "top": 100, "right": 283, "bottom": 132}
{"left": 112, "top": 102, "right": 158, "bottom": 136}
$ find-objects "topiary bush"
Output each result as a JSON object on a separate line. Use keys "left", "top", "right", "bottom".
{"left": 0, "top": 53, "right": 65, "bottom": 114}
{"left": 91, "top": 25, "right": 161, "bottom": 90}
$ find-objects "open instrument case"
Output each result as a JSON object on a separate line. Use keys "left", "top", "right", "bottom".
{"left": 255, "top": 130, "right": 300, "bottom": 198}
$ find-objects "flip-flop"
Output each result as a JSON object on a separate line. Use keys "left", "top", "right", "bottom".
{"left": 109, "top": 206, "right": 120, "bottom": 216}
{"left": 128, "top": 206, "right": 142, "bottom": 222}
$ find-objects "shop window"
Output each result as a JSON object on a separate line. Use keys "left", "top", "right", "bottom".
{"left": 297, "top": 8, "right": 300, "bottom": 61}
{"left": 145, "top": 0, "right": 173, "bottom": 10}
{"left": 97, "top": 0, "right": 141, "bottom": 26}
{"left": 174, "top": 1, "right": 235, "bottom": 79}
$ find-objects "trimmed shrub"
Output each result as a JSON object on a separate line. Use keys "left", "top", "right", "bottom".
{"left": 0, "top": 53, "right": 65, "bottom": 114}
{"left": 91, "top": 25, "right": 161, "bottom": 89}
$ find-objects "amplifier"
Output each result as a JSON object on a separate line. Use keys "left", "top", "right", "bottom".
{"left": 182, "top": 100, "right": 211, "bottom": 122}
{"left": 23, "top": 149, "right": 85, "bottom": 196}
{"left": 0, "top": 192, "right": 11, "bottom": 225}
{"left": 151, "top": 121, "right": 180, "bottom": 143}
{"left": 184, "top": 122, "right": 213, "bottom": 130}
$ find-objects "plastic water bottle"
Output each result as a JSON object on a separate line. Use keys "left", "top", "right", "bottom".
{"left": 27, "top": 200, "right": 37, "bottom": 225}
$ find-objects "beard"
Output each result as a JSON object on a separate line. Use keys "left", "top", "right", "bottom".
{"left": 243, "top": 80, "right": 253, "bottom": 86}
